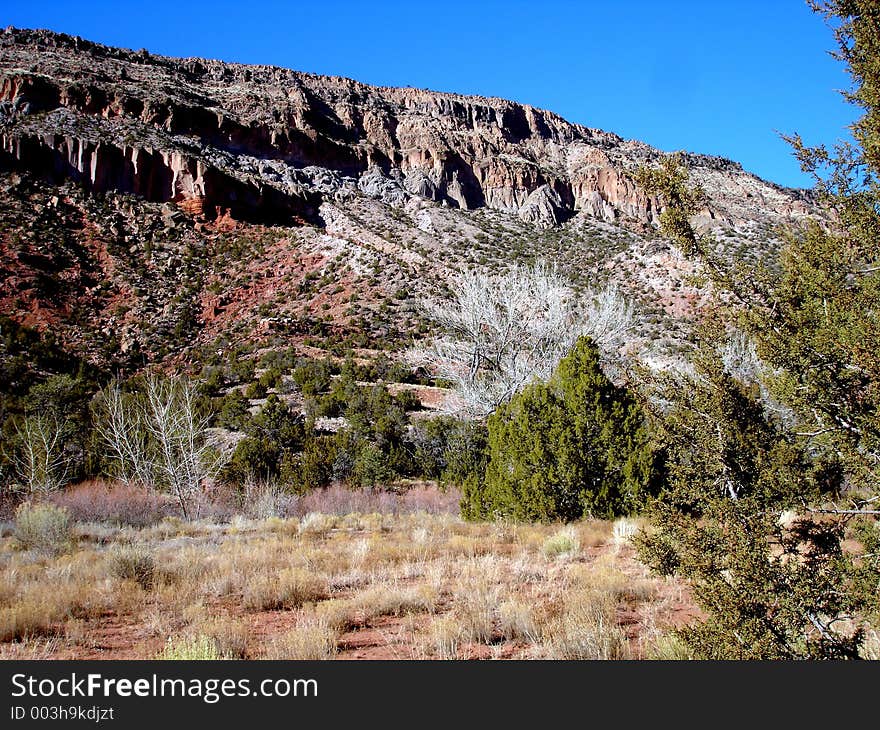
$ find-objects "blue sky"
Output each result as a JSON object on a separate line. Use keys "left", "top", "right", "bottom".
{"left": 2, "top": 0, "right": 856, "bottom": 189}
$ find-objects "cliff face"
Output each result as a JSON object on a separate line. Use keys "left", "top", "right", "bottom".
{"left": 0, "top": 27, "right": 812, "bottom": 230}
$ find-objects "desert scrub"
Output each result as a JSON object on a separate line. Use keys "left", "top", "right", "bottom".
{"left": 423, "top": 616, "right": 463, "bottom": 659}
{"left": 612, "top": 518, "right": 639, "bottom": 545}
{"left": 542, "top": 526, "right": 580, "bottom": 559}
{"left": 157, "top": 634, "right": 224, "bottom": 660}
{"left": 298, "top": 512, "right": 337, "bottom": 537}
{"left": 109, "top": 547, "right": 156, "bottom": 590}
{"left": 196, "top": 617, "right": 250, "bottom": 659}
{"left": 543, "top": 590, "right": 629, "bottom": 660}
{"left": 497, "top": 600, "right": 538, "bottom": 642}
{"left": 262, "top": 622, "right": 337, "bottom": 660}
{"left": 14, "top": 503, "right": 71, "bottom": 554}
{"left": 0, "top": 601, "right": 58, "bottom": 643}
{"left": 243, "top": 568, "right": 325, "bottom": 611}
{"left": 645, "top": 632, "right": 693, "bottom": 660}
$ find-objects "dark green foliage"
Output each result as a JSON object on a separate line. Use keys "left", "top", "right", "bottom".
{"left": 280, "top": 435, "right": 338, "bottom": 493}
{"left": 394, "top": 389, "right": 422, "bottom": 412}
{"left": 0, "top": 316, "right": 94, "bottom": 403}
{"left": 292, "top": 358, "right": 336, "bottom": 396}
{"left": 641, "top": 500, "right": 867, "bottom": 659}
{"left": 244, "top": 380, "right": 267, "bottom": 399}
{"left": 258, "top": 367, "right": 282, "bottom": 391}
{"left": 199, "top": 366, "right": 227, "bottom": 396}
{"left": 465, "top": 337, "right": 658, "bottom": 522}
{"left": 248, "top": 395, "right": 304, "bottom": 449}
{"left": 213, "top": 389, "right": 250, "bottom": 431}
{"left": 634, "top": 3, "right": 880, "bottom": 658}
{"left": 220, "top": 395, "right": 306, "bottom": 482}
{"left": 223, "top": 436, "right": 281, "bottom": 483}
{"left": 636, "top": 339, "right": 860, "bottom": 658}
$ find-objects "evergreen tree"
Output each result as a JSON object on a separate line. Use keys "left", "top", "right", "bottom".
{"left": 635, "top": 1, "right": 880, "bottom": 658}
{"left": 467, "top": 337, "right": 658, "bottom": 521}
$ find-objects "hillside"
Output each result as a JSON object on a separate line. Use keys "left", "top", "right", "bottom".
{"left": 0, "top": 27, "right": 818, "bottom": 374}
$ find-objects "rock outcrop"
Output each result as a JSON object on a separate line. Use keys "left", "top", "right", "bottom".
{"left": 0, "top": 27, "right": 813, "bottom": 229}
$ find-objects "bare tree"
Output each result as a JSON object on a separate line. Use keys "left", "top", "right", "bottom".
{"left": 94, "top": 375, "right": 227, "bottom": 519}
{"left": 94, "top": 382, "right": 154, "bottom": 487}
{"left": 143, "top": 375, "right": 226, "bottom": 519}
{"left": 411, "top": 262, "right": 636, "bottom": 415}
{"left": 12, "top": 413, "right": 72, "bottom": 496}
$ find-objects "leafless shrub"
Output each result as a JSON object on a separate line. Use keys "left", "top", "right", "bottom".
{"left": 94, "top": 383, "right": 153, "bottom": 487}
{"left": 144, "top": 376, "right": 228, "bottom": 519}
{"left": 49, "top": 481, "right": 166, "bottom": 527}
{"left": 95, "top": 376, "right": 228, "bottom": 519}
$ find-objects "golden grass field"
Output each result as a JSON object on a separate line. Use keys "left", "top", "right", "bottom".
{"left": 0, "top": 502, "right": 701, "bottom": 660}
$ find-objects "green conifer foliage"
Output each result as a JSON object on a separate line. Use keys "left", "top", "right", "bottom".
{"left": 634, "top": 1, "right": 880, "bottom": 659}
{"left": 468, "top": 337, "right": 658, "bottom": 521}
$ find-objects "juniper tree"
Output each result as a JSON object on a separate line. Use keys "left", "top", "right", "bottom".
{"left": 634, "top": 1, "right": 880, "bottom": 659}
{"left": 464, "top": 336, "right": 658, "bottom": 521}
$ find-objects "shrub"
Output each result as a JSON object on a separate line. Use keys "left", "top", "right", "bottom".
{"left": 223, "top": 437, "right": 280, "bottom": 483}
{"left": 14, "top": 502, "right": 71, "bottom": 553}
{"left": 497, "top": 600, "right": 538, "bottom": 642}
{"left": 394, "top": 389, "right": 422, "bottom": 412}
{"left": 214, "top": 390, "right": 250, "bottom": 430}
{"left": 424, "top": 616, "right": 463, "bottom": 659}
{"left": 281, "top": 436, "right": 337, "bottom": 493}
{"left": 110, "top": 547, "right": 156, "bottom": 590}
{"left": 244, "top": 381, "right": 266, "bottom": 399}
{"left": 543, "top": 590, "right": 628, "bottom": 659}
{"left": 542, "top": 527, "right": 581, "bottom": 559}
{"left": 156, "top": 634, "right": 224, "bottom": 660}
{"left": 49, "top": 481, "right": 165, "bottom": 527}
{"left": 351, "top": 443, "right": 393, "bottom": 488}
{"left": 199, "top": 617, "right": 250, "bottom": 659}
{"left": 242, "top": 568, "right": 325, "bottom": 611}
{"left": 248, "top": 395, "right": 304, "bottom": 448}
{"left": 262, "top": 622, "right": 337, "bottom": 660}
{"left": 468, "top": 337, "right": 660, "bottom": 522}
{"left": 292, "top": 359, "right": 335, "bottom": 396}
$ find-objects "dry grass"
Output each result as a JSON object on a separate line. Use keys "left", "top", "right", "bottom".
{"left": 542, "top": 590, "right": 629, "bottom": 660}
{"left": 157, "top": 634, "right": 225, "bottom": 660}
{"left": 0, "top": 504, "right": 692, "bottom": 660}
{"left": 243, "top": 568, "right": 326, "bottom": 611}
{"left": 262, "top": 621, "right": 338, "bottom": 660}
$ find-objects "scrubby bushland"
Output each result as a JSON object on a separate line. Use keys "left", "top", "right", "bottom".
{"left": 49, "top": 480, "right": 166, "bottom": 527}
{"left": 462, "top": 337, "right": 660, "bottom": 522}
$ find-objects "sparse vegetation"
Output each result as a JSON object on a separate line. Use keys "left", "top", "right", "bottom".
{"left": 0, "top": 497, "right": 683, "bottom": 660}
{"left": 13, "top": 502, "right": 71, "bottom": 554}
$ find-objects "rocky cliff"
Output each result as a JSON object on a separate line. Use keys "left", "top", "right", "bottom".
{"left": 0, "top": 28, "right": 821, "bottom": 374}
{"left": 0, "top": 27, "right": 812, "bottom": 230}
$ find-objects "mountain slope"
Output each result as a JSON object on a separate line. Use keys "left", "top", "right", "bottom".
{"left": 0, "top": 27, "right": 818, "bottom": 373}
